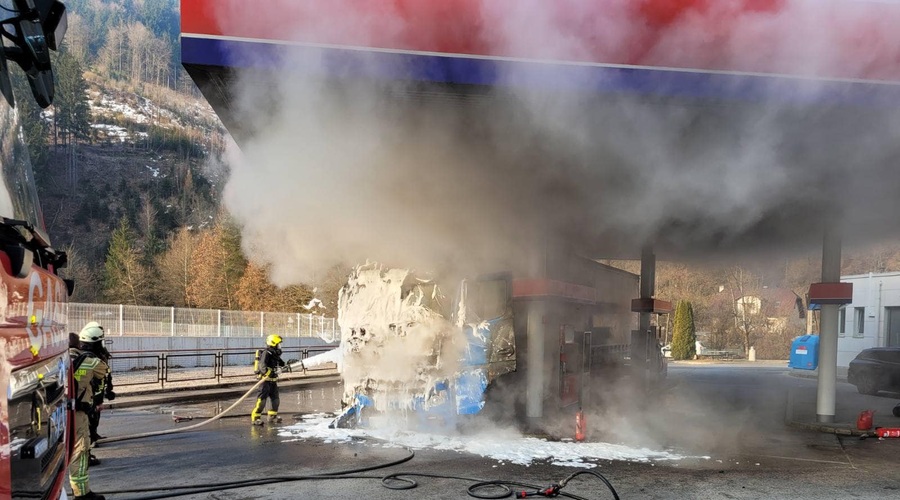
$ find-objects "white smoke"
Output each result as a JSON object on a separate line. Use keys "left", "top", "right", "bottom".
{"left": 213, "top": 0, "right": 900, "bottom": 283}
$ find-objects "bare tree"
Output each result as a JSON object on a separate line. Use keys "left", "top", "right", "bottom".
{"left": 59, "top": 244, "right": 102, "bottom": 303}
{"left": 126, "top": 22, "right": 153, "bottom": 85}
{"left": 139, "top": 193, "right": 158, "bottom": 238}
{"left": 186, "top": 221, "right": 247, "bottom": 310}
{"left": 726, "top": 266, "right": 765, "bottom": 356}
{"left": 64, "top": 12, "right": 89, "bottom": 64}
{"left": 155, "top": 227, "right": 197, "bottom": 307}
{"left": 98, "top": 26, "right": 128, "bottom": 79}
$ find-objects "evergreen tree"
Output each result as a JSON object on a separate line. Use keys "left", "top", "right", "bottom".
{"left": 671, "top": 300, "right": 697, "bottom": 360}
{"left": 103, "top": 217, "right": 150, "bottom": 304}
{"left": 53, "top": 46, "right": 91, "bottom": 143}
{"left": 9, "top": 71, "right": 49, "bottom": 175}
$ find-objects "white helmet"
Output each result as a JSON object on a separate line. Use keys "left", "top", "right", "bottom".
{"left": 79, "top": 322, "right": 105, "bottom": 343}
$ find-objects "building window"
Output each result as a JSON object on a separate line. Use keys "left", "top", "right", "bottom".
{"left": 839, "top": 307, "right": 846, "bottom": 336}
{"left": 854, "top": 307, "right": 865, "bottom": 337}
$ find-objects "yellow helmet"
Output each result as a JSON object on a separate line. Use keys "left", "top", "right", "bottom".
{"left": 266, "top": 334, "right": 283, "bottom": 347}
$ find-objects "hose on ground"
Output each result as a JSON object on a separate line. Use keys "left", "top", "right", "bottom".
{"left": 96, "top": 377, "right": 266, "bottom": 444}
{"left": 101, "top": 445, "right": 619, "bottom": 500}
{"left": 100, "top": 448, "right": 416, "bottom": 500}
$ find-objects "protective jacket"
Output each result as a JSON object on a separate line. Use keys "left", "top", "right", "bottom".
{"left": 91, "top": 347, "right": 113, "bottom": 404}
{"left": 70, "top": 347, "right": 109, "bottom": 412}
{"left": 257, "top": 346, "right": 286, "bottom": 379}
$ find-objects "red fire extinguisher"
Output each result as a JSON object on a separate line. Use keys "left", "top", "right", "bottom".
{"left": 575, "top": 408, "right": 586, "bottom": 442}
{"left": 857, "top": 410, "right": 874, "bottom": 431}
{"left": 875, "top": 427, "right": 900, "bottom": 438}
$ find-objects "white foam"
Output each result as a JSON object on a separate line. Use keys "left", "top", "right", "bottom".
{"left": 278, "top": 414, "right": 695, "bottom": 467}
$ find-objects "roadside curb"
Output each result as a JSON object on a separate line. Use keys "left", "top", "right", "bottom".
{"left": 786, "top": 419, "right": 871, "bottom": 436}
{"left": 787, "top": 368, "right": 849, "bottom": 383}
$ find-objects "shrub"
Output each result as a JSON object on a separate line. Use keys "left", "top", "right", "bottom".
{"left": 671, "top": 300, "right": 697, "bottom": 360}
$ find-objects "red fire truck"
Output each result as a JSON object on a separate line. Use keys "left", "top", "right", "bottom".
{"left": 0, "top": 2, "right": 72, "bottom": 499}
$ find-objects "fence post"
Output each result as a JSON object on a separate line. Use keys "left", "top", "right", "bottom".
{"left": 297, "top": 313, "right": 301, "bottom": 338}
{"left": 159, "top": 354, "right": 165, "bottom": 389}
{"left": 309, "top": 314, "right": 313, "bottom": 337}
{"left": 260, "top": 311, "right": 265, "bottom": 336}
{"left": 171, "top": 307, "right": 175, "bottom": 337}
{"left": 119, "top": 304, "right": 124, "bottom": 336}
{"left": 217, "top": 309, "right": 222, "bottom": 338}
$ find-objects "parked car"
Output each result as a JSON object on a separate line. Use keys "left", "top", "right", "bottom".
{"left": 847, "top": 347, "right": 900, "bottom": 395}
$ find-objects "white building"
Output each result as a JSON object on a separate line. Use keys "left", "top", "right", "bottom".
{"left": 836, "top": 271, "right": 900, "bottom": 367}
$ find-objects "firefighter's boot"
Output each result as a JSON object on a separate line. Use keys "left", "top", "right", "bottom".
{"left": 251, "top": 418, "right": 264, "bottom": 426}
{"left": 268, "top": 412, "right": 282, "bottom": 423}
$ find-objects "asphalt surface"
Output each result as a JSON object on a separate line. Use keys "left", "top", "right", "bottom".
{"left": 81, "top": 362, "right": 900, "bottom": 499}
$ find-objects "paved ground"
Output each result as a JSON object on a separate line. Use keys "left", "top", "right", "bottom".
{"left": 82, "top": 361, "right": 900, "bottom": 499}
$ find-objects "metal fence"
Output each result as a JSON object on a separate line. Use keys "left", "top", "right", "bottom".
{"left": 67, "top": 303, "right": 339, "bottom": 342}
{"left": 109, "top": 346, "right": 338, "bottom": 389}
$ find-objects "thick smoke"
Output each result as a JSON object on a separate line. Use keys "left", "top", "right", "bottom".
{"left": 215, "top": 0, "right": 900, "bottom": 285}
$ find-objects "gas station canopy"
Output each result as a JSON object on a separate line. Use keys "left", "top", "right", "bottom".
{"left": 182, "top": 0, "right": 900, "bottom": 101}
{"left": 180, "top": 0, "right": 900, "bottom": 260}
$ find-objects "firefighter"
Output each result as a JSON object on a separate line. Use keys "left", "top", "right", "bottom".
{"left": 69, "top": 322, "right": 109, "bottom": 500}
{"left": 68, "top": 332, "right": 103, "bottom": 467}
{"left": 88, "top": 334, "right": 114, "bottom": 461}
{"left": 251, "top": 334, "right": 286, "bottom": 425}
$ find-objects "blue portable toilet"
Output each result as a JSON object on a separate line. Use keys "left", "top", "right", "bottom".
{"left": 788, "top": 335, "right": 819, "bottom": 370}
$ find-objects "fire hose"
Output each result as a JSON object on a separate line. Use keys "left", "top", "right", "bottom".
{"left": 102, "top": 446, "right": 620, "bottom": 500}
{"left": 97, "top": 357, "right": 324, "bottom": 444}
{"left": 96, "top": 377, "right": 266, "bottom": 444}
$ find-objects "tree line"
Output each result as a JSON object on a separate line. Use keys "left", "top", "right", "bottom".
{"left": 66, "top": 0, "right": 189, "bottom": 93}
{"left": 607, "top": 241, "right": 900, "bottom": 360}
{"left": 83, "top": 215, "right": 343, "bottom": 314}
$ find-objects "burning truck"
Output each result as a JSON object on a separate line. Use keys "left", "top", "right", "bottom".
{"left": 327, "top": 255, "right": 666, "bottom": 431}
{"left": 328, "top": 263, "right": 516, "bottom": 428}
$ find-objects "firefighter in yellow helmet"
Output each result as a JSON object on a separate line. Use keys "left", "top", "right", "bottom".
{"left": 251, "top": 334, "right": 287, "bottom": 425}
{"left": 69, "top": 322, "right": 109, "bottom": 500}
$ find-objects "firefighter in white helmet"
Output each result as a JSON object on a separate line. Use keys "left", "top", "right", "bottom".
{"left": 251, "top": 334, "right": 287, "bottom": 425}
{"left": 69, "top": 322, "right": 109, "bottom": 500}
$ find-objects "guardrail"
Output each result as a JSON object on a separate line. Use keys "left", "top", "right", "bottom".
{"left": 108, "top": 346, "right": 339, "bottom": 389}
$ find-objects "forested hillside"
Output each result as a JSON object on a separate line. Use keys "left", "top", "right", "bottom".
{"left": 24, "top": 0, "right": 344, "bottom": 314}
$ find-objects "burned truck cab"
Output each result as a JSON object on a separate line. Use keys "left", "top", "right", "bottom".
{"left": 333, "top": 251, "right": 666, "bottom": 433}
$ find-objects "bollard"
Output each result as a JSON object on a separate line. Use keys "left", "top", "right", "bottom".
{"left": 575, "top": 408, "right": 586, "bottom": 442}
{"left": 748, "top": 346, "right": 756, "bottom": 362}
